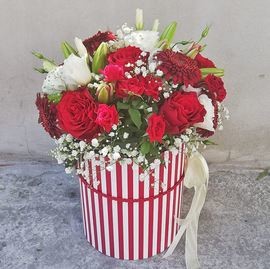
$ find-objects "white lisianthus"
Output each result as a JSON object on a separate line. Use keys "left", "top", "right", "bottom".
{"left": 42, "top": 66, "right": 66, "bottom": 94}
{"left": 183, "top": 85, "right": 202, "bottom": 95}
{"left": 194, "top": 94, "right": 215, "bottom": 131}
{"left": 124, "top": 30, "right": 159, "bottom": 52}
{"left": 62, "top": 54, "right": 92, "bottom": 86}
{"left": 74, "top": 37, "right": 88, "bottom": 57}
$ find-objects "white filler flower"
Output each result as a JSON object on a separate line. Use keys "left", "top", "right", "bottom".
{"left": 124, "top": 30, "right": 159, "bottom": 52}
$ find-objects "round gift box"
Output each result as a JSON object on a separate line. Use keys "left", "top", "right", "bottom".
{"left": 78, "top": 144, "right": 185, "bottom": 260}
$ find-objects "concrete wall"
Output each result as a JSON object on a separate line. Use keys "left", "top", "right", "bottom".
{"left": 1, "top": 0, "right": 270, "bottom": 162}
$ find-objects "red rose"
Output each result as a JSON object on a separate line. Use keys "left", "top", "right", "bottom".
{"left": 159, "top": 91, "right": 206, "bottom": 134}
{"left": 101, "top": 64, "right": 124, "bottom": 82}
{"left": 57, "top": 87, "right": 100, "bottom": 141}
{"left": 204, "top": 75, "right": 227, "bottom": 102}
{"left": 146, "top": 114, "right": 166, "bottom": 142}
{"left": 83, "top": 31, "right": 116, "bottom": 55}
{"left": 195, "top": 53, "right": 216, "bottom": 68}
{"left": 108, "top": 46, "right": 148, "bottom": 72}
{"left": 143, "top": 75, "right": 162, "bottom": 100}
{"left": 95, "top": 104, "right": 119, "bottom": 132}
{"left": 156, "top": 49, "right": 201, "bottom": 86}
{"left": 115, "top": 76, "right": 145, "bottom": 98}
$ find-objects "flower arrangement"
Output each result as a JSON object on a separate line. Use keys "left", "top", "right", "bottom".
{"left": 34, "top": 9, "right": 229, "bottom": 176}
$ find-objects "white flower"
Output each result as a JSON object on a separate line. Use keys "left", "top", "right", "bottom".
{"left": 124, "top": 30, "right": 159, "bottom": 52}
{"left": 74, "top": 37, "right": 88, "bottom": 57}
{"left": 42, "top": 66, "right": 67, "bottom": 94}
{"left": 62, "top": 54, "right": 91, "bottom": 86}
{"left": 101, "top": 147, "right": 109, "bottom": 157}
{"left": 163, "top": 92, "right": 170, "bottom": 98}
{"left": 194, "top": 94, "right": 215, "bottom": 132}
{"left": 112, "top": 124, "right": 118, "bottom": 130}
{"left": 113, "top": 145, "right": 121, "bottom": 152}
{"left": 112, "top": 152, "right": 121, "bottom": 160}
{"left": 183, "top": 85, "right": 202, "bottom": 95}
{"left": 91, "top": 138, "right": 99, "bottom": 147}
{"left": 148, "top": 62, "right": 157, "bottom": 73}
{"left": 174, "top": 138, "right": 182, "bottom": 147}
{"left": 123, "top": 132, "right": 129, "bottom": 139}
{"left": 66, "top": 134, "right": 73, "bottom": 142}
{"left": 79, "top": 141, "right": 87, "bottom": 151}
{"left": 72, "top": 150, "right": 78, "bottom": 156}
{"left": 84, "top": 151, "right": 95, "bottom": 160}
{"left": 156, "top": 69, "right": 163, "bottom": 76}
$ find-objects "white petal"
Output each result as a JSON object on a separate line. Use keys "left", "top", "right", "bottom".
{"left": 183, "top": 85, "right": 202, "bottom": 95}
{"left": 194, "top": 94, "right": 215, "bottom": 131}
{"left": 62, "top": 54, "right": 91, "bottom": 86}
{"left": 74, "top": 37, "right": 88, "bottom": 57}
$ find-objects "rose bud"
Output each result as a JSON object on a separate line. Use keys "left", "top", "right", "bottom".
{"left": 97, "top": 83, "right": 114, "bottom": 104}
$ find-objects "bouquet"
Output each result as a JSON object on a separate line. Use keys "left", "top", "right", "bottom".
{"left": 33, "top": 9, "right": 229, "bottom": 266}
{"left": 34, "top": 10, "right": 228, "bottom": 177}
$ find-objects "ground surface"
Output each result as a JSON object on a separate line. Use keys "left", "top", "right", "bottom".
{"left": 0, "top": 157, "right": 269, "bottom": 269}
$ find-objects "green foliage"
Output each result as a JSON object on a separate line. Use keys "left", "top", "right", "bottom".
{"left": 128, "top": 108, "right": 142, "bottom": 129}
{"left": 61, "top": 41, "right": 77, "bottom": 59}
{"left": 47, "top": 93, "right": 62, "bottom": 104}
{"left": 158, "top": 22, "right": 177, "bottom": 48}
{"left": 117, "top": 101, "right": 130, "bottom": 110}
{"left": 202, "top": 140, "right": 218, "bottom": 145}
{"left": 140, "top": 141, "right": 151, "bottom": 155}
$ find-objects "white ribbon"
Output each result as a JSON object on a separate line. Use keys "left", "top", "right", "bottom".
{"left": 164, "top": 151, "right": 209, "bottom": 269}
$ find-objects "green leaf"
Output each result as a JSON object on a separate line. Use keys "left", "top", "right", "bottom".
{"left": 128, "top": 108, "right": 142, "bottom": 129}
{"left": 158, "top": 22, "right": 178, "bottom": 48}
{"left": 34, "top": 67, "right": 47, "bottom": 74}
{"left": 256, "top": 169, "right": 269, "bottom": 180}
{"left": 43, "top": 60, "right": 56, "bottom": 72}
{"left": 47, "top": 93, "right": 62, "bottom": 104}
{"left": 140, "top": 141, "right": 151, "bottom": 155}
{"left": 202, "top": 140, "right": 218, "bottom": 145}
{"left": 117, "top": 102, "right": 130, "bottom": 110}
{"left": 201, "top": 68, "right": 224, "bottom": 78}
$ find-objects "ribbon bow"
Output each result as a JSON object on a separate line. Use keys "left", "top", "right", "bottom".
{"left": 164, "top": 151, "right": 209, "bottom": 269}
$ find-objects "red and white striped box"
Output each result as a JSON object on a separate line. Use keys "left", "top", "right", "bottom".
{"left": 79, "top": 144, "right": 185, "bottom": 260}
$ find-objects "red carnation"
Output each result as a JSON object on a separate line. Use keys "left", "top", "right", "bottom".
{"left": 159, "top": 91, "right": 206, "bottom": 134}
{"left": 195, "top": 53, "right": 216, "bottom": 68}
{"left": 204, "top": 75, "right": 227, "bottom": 102}
{"left": 143, "top": 75, "right": 162, "bottom": 100}
{"left": 146, "top": 114, "right": 166, "bottom": 142}
{"left": 108, "top": 46, "right": 148, "bottom": 72}
{"left": 156, "top": 49, "right": 201, "bottom": 87}
{"left": 83, "top": 31, "right": 116, "bottom": 55}
{"left": 197, "top": 99, "right": 218, "bottom": 137}
{"left": 95, "top": 104, "right": 119, "bottom": 132}
{"left": 115, "top": 76, "right": 145, "bottom": 98}
{"left": 35, "top": 93, "right": 62, "bottom": 139}
{"left": 101, "top": 64, "right": 124, "bottom": 82}
{"left": 57, "top": 87, "right": 100, "bottom": 141}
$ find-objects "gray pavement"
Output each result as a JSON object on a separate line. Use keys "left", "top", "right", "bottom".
{"left": 0, "top": 157, "right": 269, "bottom": 269}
